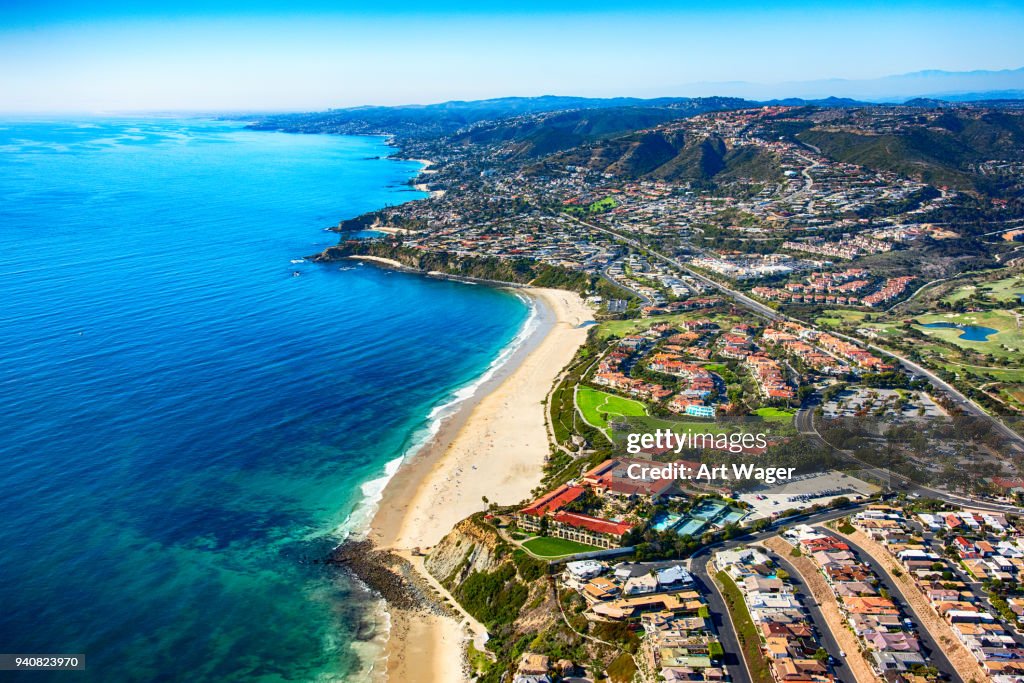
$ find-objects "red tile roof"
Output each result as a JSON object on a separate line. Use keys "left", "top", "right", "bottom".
{"left": 520, "top": 485, "right": 585, "bottom": 517}
{"left": 552, "top": 511, "right": 633, "bottom": 537}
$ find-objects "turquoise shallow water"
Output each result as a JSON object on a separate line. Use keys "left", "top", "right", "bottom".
{"left": 0, "top": 118, "right": 530, "bottom": 681}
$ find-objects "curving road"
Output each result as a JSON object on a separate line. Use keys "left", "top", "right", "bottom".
{"left": 567, "top": 213, "right": 1024, "bottom": 504}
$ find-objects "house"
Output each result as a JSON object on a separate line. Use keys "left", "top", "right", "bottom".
{"left": 657, "top": 565, "right": 695, "bottom": 588}
{"left": 773, "top": 658, "right": 831, "bottom": 682}
{"left": 581, "top": 577, "right": 619, "bottom": 603}
{"left": 624, "top": 573, "right": 659, "bottom": 595}
{"left": 685, "top": 404, "right": 716, "bottom": 419}
{"left": 743, "top": 576, "right": 785, "bottom": 593}
{"left": 843, "top": 597, "right": 899, "bottom": 615}
{"left": 565, "top": 560, "right": 604, "bottom": 581}
{"left": 871, "top": 651, "right": 926, "bottom": 675}
{"left": 518, "top": 652, "right": 550, "bottom": 676}
{"left": 866, "top": 632, "right": 920, "bottom": 652}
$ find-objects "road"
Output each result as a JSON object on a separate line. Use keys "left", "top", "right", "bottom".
{"left": 600, "top": 266, "right": 650, "bottom": 305}
{"left": 817, "top": 529, "right": 963, "bottom": 682}
{"left": 825, "top": 329, "right": 1024, "bottom": 455}
{"left": 566, "top": 213, "right": 1024, "bottom": 499}
{"left": 569, "top": 216, "right": 781, "bottom": 321}
{"left": 686, "top": 505, "right": 867, "bottom": 683}
{"left": 762, "top": 548, "right": 858, "bottom": 683}
{"left": 688, "top": 560, "right": 753, "bottom": 683}
{"left": 913, "top": 525, "right": 1024, "bottom": 646}
{"left": 795, "top": 400, "right": 1024, "bottom": 514}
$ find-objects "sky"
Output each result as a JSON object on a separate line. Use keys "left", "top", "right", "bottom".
{"left": 1, "top": 0, "right": 1023, "bottom": 112}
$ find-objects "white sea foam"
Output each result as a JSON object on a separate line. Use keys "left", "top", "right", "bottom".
{"left": 333, "top": 290, "right": 541, "bottom": 543}
{"left": 332, "top": 290, "right": 541, "bottom": 677}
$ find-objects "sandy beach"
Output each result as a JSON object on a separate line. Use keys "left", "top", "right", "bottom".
{"left": 410, "top": 158, "right": 447, "bottom": 198}
{"left": 369, "top": 286, "right": 593, "bottom": 683}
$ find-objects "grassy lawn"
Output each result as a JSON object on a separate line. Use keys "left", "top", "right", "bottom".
{"left": 815, "top": 309, "right": 869, "bottom": 327}
{"left": 577, "top": 386, "right": 647, "bottom": 430}
{"left": 715, "top": 570, "right": 774, "bottom": 683}
{"left": 914, "top": 310, "right": 1024, "bottom": 358}
{"left": 983, "top": 275, "right": 1024, "bottom": 303}
{"left": 596, "top": 311, "right": 744, "bottom": 341}
{"left": 942, "top": 284, "right": 978, "bottom": 304}
{"left": 942, "top": 275, "right": 1024, "bottom": 305}
{"left": 753, "top": 406, "right": 795, "bottom": 423}
{"left": 565, "top": 196, "right": 619, "bottom": 216}
{"left": 522, "top": 536, "right": 602, "bottom": 557}
{"left": 588, "top": 196, "right": 619, "bottom": 212}
{"left": 858, "top": 322, "right": 903, "bottom": 338}
{"left": 952, "top": 364, "right": 1024, "bottom": 382}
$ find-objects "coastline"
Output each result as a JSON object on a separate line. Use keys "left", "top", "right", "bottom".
{"left": 411, "top": 158, "right": 447, "bottom": 198}
{"left": 367, "top": 285, "right": 593, "bottom": 683}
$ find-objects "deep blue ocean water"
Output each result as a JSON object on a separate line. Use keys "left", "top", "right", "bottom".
{"left": 0, "top": 119, "right": 530, "bottom": 681}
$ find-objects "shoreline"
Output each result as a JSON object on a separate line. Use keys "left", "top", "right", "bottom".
{"left": 366, "top": 283, "right": 593, "bottom": 683}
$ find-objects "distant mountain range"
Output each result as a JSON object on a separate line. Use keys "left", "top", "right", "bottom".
{"left": 244, "top": 68, "right": 1024, "bottom": 142}
{"left": 671, "top": 67, "right": 1024, "bottom": 102}
{"left": 243, "top": 70, "right": 1024, "bottom": 196}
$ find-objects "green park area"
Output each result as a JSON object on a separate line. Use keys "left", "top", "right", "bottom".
{"left": 941, "top": 274, "right": 1024, "bottom": 305}
{"left": 522, "top": 536, "right": 601, "bottom": 558}
{"left": 753, "top": 406, "right": 796, "bottom": 423}
{"left": 914, "top": 310, "right": 1024, "bottom": 358}
{"left": 577, "top": 386, "right": 647, "bottom": 430}
{"left": 596, "top": 311, "right": 743, "bottom": 341}
{"left": 564, "top": 196, "right": 619, "bottom": 216}
{"left": 815, "top": 309, "right": 869, "bottom": 327}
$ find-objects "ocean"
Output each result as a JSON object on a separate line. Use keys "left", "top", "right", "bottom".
{"left": 0, "top": 118, "right": 531, "bottom": 681}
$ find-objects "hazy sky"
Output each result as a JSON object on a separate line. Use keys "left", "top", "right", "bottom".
{"left": 2, "top": 0, "right": 1023, "bottom": 112}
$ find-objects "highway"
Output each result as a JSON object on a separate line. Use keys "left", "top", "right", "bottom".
{"left": 567, "top": 213, "right": 1024, "bottom": 505}
{"left": 824, "top": 329, "right": 1024, "bottom": 455}
{"left": 571, "top": 214, "right": 1024, "bottom": 447}
{"left": 795, "top": 401, "right": 1024, "bottom": 513}
{"left": 569, "top": 216, "right": 782, "bottom": 321}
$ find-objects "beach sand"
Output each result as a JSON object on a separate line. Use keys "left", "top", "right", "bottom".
{"left": 370, "top": 286, "right": 593, "bottom": 683}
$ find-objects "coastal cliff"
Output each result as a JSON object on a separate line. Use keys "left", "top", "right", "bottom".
{"left": 315, "top": 237, "right": 612, "bottom": 295}
{"left": 424, "top": 514, "right": 628, "bottom": 682}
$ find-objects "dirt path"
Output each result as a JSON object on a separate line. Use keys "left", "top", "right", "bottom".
{"left": 762, "top": 536, "right": 881, "bottom": 683}
{"left": 827, "top": 525, "right": 988, "bottom": 683}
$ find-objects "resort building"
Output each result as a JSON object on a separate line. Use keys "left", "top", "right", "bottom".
{"left": 516, "top": 478, "right": 634, "bottom": 548}
{"left": 549, "top": 511, "right": 632, "bottom": 549}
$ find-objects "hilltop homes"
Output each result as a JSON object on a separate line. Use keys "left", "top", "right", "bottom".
{"left": 852, "top": 506, "right": 1024, "bottom": 680}
{"left": 562, "top": 559, "right": 727, "bottom": 682}
{"left": 714, "top": 546, "right": 836, "bottom": 683}
{"left": 786, "top": 523, "right": 937, "bottom": 681}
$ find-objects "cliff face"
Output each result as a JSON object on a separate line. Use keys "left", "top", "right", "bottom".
{"left": 314, "top": 238, "right": 605, "bottom": 294}
{"left": 425, "top": 516, "right": 507, "bottom": 586}
{"left": 425, "top": 515, "right": 627, "bottom": 682}
{"left": 424, "top": 515, "right": 569, "bottom": 681}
